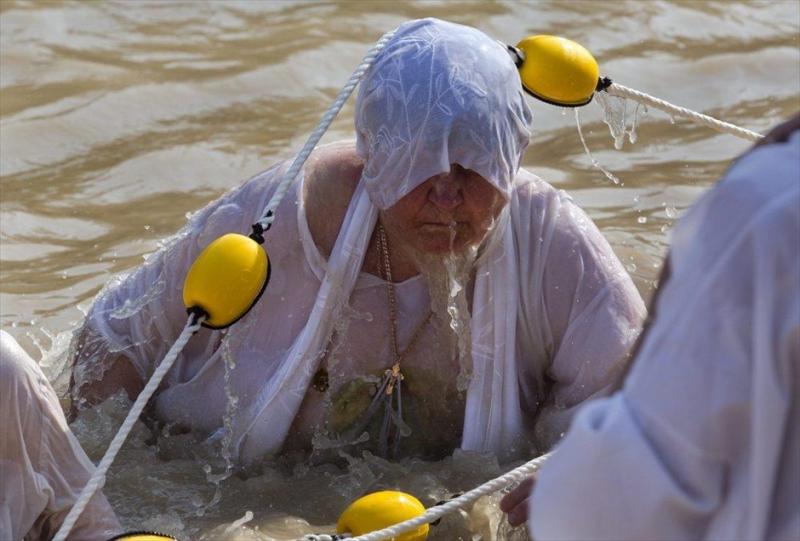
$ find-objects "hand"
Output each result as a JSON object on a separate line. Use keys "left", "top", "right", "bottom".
{"left": 499, "top": 476, "right": 536, "bottom": 528}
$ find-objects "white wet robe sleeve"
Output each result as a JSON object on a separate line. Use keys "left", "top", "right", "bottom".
{"left": 73, "top": 164, "right": 285, "bottom": 395}
{"left": 1, "top": 330, "right": 122, "bottom": 541}
{"left": 529, "top": 133, "right": 800, "bottom": 540}
{"left": 514, "top": 181, "right": 646, "bottom": 451}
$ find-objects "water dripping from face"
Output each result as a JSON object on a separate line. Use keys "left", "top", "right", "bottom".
{"left": 380, "top": 165, "right": 505, "bottom": 256}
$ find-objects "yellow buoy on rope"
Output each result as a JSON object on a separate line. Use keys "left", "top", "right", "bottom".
{"left": 337, "top": 490, "right": 429, "bottom": 540}
{"left": 107, "top": 532, "right": 178, "bottom": 541}
{"left": 512, "top": 34, "right": 600, "bottom": 107}
{"left": 182, "top": 233, "right": 270, "bottom": 329}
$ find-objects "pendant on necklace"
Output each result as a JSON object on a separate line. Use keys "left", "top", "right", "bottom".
{"left": 384, "top": 362, "right": 403, "bottom": 395}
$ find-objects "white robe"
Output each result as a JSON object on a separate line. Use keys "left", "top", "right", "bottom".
{"left": 75, "top": 151, "right": 645, "bottom": 464}
{"left": 529, "top": 131, "right": 800, "bottom": 540}
{"left": 0, "top": 330, "right": 122, "bottom": 541}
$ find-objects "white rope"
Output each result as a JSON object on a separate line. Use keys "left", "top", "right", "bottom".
{"left": 603, "top": 82, "right": 763, "bottom": 142}
{"left": 53, "top": 315, "right": 204, "bottom": 541}
{"left": 255, "top": 29, "right": 396, "bottom": 231}
{"left": 302, "top": 452, "right": 552, "bottom": 541}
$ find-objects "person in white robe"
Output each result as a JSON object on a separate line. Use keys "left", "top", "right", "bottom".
{"left": 0, "top": 331, "right": 122, "bottom": 541}
{"left": 68, "top": 18, "right": 645, "bottom": 466}
{"left": 500, "top": 115, "right": 800, "bottom": 540}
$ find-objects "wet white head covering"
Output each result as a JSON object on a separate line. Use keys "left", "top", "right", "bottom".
{"left": 355, "top": 18, "right": 533, "bottom": 210}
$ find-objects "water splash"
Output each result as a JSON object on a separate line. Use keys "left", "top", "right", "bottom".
{"left": 595, "top": 92, "right": 647, "bottom": 149}
{"left": 219, "top": 338, "right": 239, "bottom": 475}
{"left": 33, "top": 326, "right": 75, "bottom": 394}
{"left": 312, "top": 429, "right": 370, "bottom": 451}
{"left": 444, "top": 223, "right": 475, "bottom": 392}
{"left": 194, "top": 336, "right": 241, "bottom": 516}
{"left": 574, "top": 109, "right": 622, "bottom": 185}
{"left": 110, "top": 276, "right": 166, "bottom": 319}
{"left": 222, "top": 511, "right": 254, "bottom": 534}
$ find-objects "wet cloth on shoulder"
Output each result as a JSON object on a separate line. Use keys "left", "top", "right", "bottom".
{"left": 77, "top": 19, "right": 645, "bottom": 464}
{"left": 530, "top": 131, "right": 800, "bottom": 540}
{"left": 0, "top": 331, "right": 122, "bottom": 541}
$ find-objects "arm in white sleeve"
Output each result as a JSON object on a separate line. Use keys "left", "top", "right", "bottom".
{"left": 70, "top": 163, "right": 286, "bottom": 405}
{"left": 515, "top": 181, "right": 646, "bottom": 450}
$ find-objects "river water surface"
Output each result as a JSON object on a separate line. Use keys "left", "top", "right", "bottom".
{"left": 1, "top": 1, "right": 799, "bottom": 539}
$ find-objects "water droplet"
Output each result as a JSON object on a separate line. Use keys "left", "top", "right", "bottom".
{"left": 574, "top": 108, "right": 621, "bottom": 184}
{"left": 665, "top": 206, "right": 677, "bottom": 218}
{"left": 144, "top": 225, "right": 151, "bottom": 231}
{"left": 637, "top": 216, "right": 647, "bottom": 224}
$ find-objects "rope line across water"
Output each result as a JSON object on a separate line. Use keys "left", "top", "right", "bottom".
{"left": 603, "top": 83, "right": 763, "bottom": 142}
{"left": 302, "top": 452, "right": 552, "bottom": 541}
{"left": 53, "top": 315, "right": 204, "bottom": 541}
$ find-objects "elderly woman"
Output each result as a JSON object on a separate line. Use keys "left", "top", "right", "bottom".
{"left": 68, "top": 18, "right": 645, "bottom": 465}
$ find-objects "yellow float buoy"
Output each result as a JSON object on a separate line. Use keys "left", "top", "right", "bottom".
{"left": 107, "top": 532, "right": 178, "bottom": 541}
{"left": 182, "top": 233, "right": 270, "bottom": 329}
{"left": 337, "top": 490, "right": 429, "bottom": 540}
{"left": 514, "top": 35, "right": 600, "bottom": 107}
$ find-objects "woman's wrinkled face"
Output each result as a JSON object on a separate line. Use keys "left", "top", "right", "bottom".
{"left": 381, "top": 164, "right": 505, "bottom": 255}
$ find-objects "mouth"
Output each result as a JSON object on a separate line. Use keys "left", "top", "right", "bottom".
{"left": 418, "top": 223, "right": 464, "bottom": 235}
{"left": 420, "top": 220, "right": 468, "bottom": 228}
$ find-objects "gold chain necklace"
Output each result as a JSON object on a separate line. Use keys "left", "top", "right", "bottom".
{"left": 311, "top": 224, "right": 433, "bottom": 393}
{"left": 376, "top": 222, "right": 433, "bottom": 395}
{"left": 311, "top": 223, "right": 432, "bottom": 458}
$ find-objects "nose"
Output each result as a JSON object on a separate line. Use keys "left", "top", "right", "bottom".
{"left": 428, "top": 174, "right": 463, "bottom": 212}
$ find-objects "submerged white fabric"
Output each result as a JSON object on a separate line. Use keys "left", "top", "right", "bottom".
{"left": 0, "top": 331, "right": 121, "bottom": 541}
{"left": 355, "top": 19, "right": 532, "bottom": 209}
{"left": 76, "top": 18, "right": 644, "bottom": 465}
{"left": 530, "top": 132, "right": 800, "bottom": 540}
